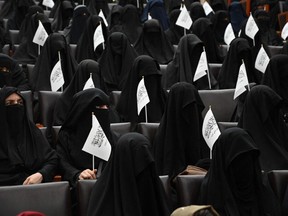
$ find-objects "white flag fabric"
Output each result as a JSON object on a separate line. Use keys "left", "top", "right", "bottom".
{"left": 202, "top": 108, "right": 221, "bottom": 150}
{"left": 255, "top": 46, "right": 270, "bottom": 73}
{"left": 99, "top": 9, "right": 108, "bottom": 27}
{"left": 224, "top": 23, "right": 235, "bottom": 45}
{"left": 42, "top": 0, "right": 54, "bottom": 8}
{"left": 176, "top": 5, "right": 193, "bottom": 30}
{"left": 194, "top": 50, "right": 208, "bottom": 81}
{"left": 83, "top": 77, "right": 95, "bottom": 90}
{"left": 281, "top": 22, "right": 288, "bottom": 40}
{"left": 234, "top": 61, "right": 249, "bottom": 99}
{"left": 93, "top": 24, "right": 105, "bottom": 51}
{"left": 32, "top": 21, "right": 48, "bottom": 46}
{"left": 202, "top": 1, "right": 214, "bottom": 16}
{"left": 50, "top": 60, "right": 64, "bottom": 92}
{"left": 148, "top": 13, "right": 152, "bottom": 20}
{"left": 137, "top": 77, "right": 150, "bottom": 115}
{"left": 245, "top": 13, "right": 259, "bottom": 40}
{"left": 82, "top": 115, "right": 111, "bottom": 161}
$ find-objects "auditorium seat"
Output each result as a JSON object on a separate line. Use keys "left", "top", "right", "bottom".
{"left": 176, "top": 175, "right": 205, "bottom": 206}
{"left": 268, "top": 45, "right": 282, "bottom": 56}
{"left": 8, "top": 29, "right": 20, "bottom": 45}
{"left": 26, "top": 64, "right": 35, "bottom": 86}
{"left": 21, "top": 90, "right": 34, "bottom": 122}
{"left": 0, "top": 181, "right": 71, "bottom": 216}
{"left": 109, "top": 90, "right": 121, "bottom": 109}
{"left": 77, "top": 180, "right": 97, "bottom": 216}
{"left": 110, "top": 122, "right": 132, "bottom": 136}
{"left": 267, "top": 170, "right": 288, "bottom": 203}
{"left": 38, "top": 91, "right": 62, "bottom": 127}
{"left": 136, "top": 122, "right": 160, "bottom": 143}
{"left": 69, "top": 44, "right": 77, "bottom": 58}
{"left": 209, "top": 63, "right": 222, "bottom": 80}
{"left": 217, "top": 121, "right": 238, "bottom": 132}
{"left": 199, "top": 88, "right": 237, "bottom": 122}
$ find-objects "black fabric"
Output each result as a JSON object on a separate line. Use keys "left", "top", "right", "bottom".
{"left": 211, "top": 10, "right": 229, "bottom": 45}
{"left": 209, "top": 0, "right": 227, "bottom": 12}
{"left": 134, "top": 19, "right": 174, "bottom": 64}
{"left": 189, "top": 2, "right": 206, "bottom": 23}
{"left": 164, "top": 34, "right": 218, "bottom": 90}
{"left": 87, "top": 0, "right": 110, "bottom": 17}
{"left": 86, "top": 132, "right": 171, "bottom": 216}
{"left": 228, "top": 2, "right": 247, "bottom": 35}
{"left": 200, "top": 127, "right": 281, "bottom": 216}
{"left": 0, "top": 86, "right": 58, "bottom": 186}
{"left": 0, "top": 54, "right": 30, "bottom": 91}
{"left": 53, "top": 59, "right": 105, "bottom": 126}
{"left": 153, "top": 82, "right": 208, "bottom": 179}
{"left": 31, "top": 32, "right": 77, "bottom": 92}
{"left": 116, "top": 55, "right": 167, "bottom": 125}
{"left": 12, "top": 13, "right": 52, "bottom": 65}
{"left": 64, "top": 5, "right": 90, "bottom": 45}
{"left": 51, "top": 0, "right": 74, "bottom": 32}
{"left": 56, "top": 88, "right": 117, "bottom": 188}
{"left": 121, "top": 4, "right": 143, "bottom": 45}
{"left": 192, "top": 18, "right": 224, "bottom": 63}
{"left": 218, "top": 38, "right": 255, "bottom": 89}
{"left": 107, "top": 5, "right": 123, "bottom": 32}
{"left": 262, "top": 54, "right": 288, "bottom": 115}
{"left": 118, "top": 0, "right": 145, "bottom": 15}
{"left": 165, "top": 9, "right": 184, "bottom": 46}
{"left": 238, "top": 85, "right": 288, "bottom": 171}
{"left": 75, "top": 14, "right": 108, "bottom": 63}
{"left": 98, "top": 32, "right": 138, "bottom": 94}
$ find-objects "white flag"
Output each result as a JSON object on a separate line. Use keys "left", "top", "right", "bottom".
{"left": 234, "top": 61, "right": 249, "bottom": 99}
{"left": 99, "top": 9, "right": 108, "bottom": 27}
{"left": 42, "top": 0, "right": 54, "bottom": 8}
{"left": 281, "top": 22, "right": 288, "bottom": 40}
{"left": 245, "top": 13, "right": 259, "bottom": 40}
{"left": 137, "top": 77, "right": 150, "bottom": 115}
{"left": 176, "top": 5, "right": 193, "bottom": 30}
{"left": 194, "top": 50, "right": 208, "bottom": 81}
{"left": 83, "top": 77, "right": 95, "bottom": 90}
{"left": 33, "top": 21, "right": 48, "bottom": 46}
{"left": 224, "top": 23, "right": 235, "bottom": 45}
{"left": 202, "top": 1, "right": 214, "bottom": 16}
{"left": 93, "top": 23, "right": 105, "bottom": 51}
{"left": 50, "top": 60, "right": 64, "bottom": 92}
{"left": 202, "top": 108, "right": 221, "bottom": 150}
{"left": 255, "top": 46, "right": 270, "bottom": 73}
{"left": 82, "top": 115, "right": 111, "bottom": 161}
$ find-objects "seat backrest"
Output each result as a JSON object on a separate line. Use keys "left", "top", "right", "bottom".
{"left": 21, "top": 90, "right": 34, "bottom": 122}
{"left": 217, "top": 121, "right": 238, "bottom": 133}
{"left": 77, "top": 180, "right": 97, "bottom": 216}
{"left": 136, "top": 122, "right": 160, "bottom": 143}
{"left": 0, "top": 181, "right": 71, "bottom": 216}
{"left": 209, "top": 63, "right": 222, "bottom": 80}
{"left": 199, "top": 89, "right": 236, "bottom": 122}
{"left": 69, "top": 44, "right": 77, "bottom": 58}
{"left": 159, "top": 175, "right": 170, "bottom": 198}
{"left": 109, "top": 91, "right": 121, "bottom": 109}
{"left": 268, "top": 45, "right": 282, "bottom": 56}
{"left": 110, "top": 122, "right": 131, "bottom": 136}
{"left": 268, "top": 170, "right": 288, "bottom": 202}
{"left": 2, "top": 44, "right": 10, "bottom": 55}
{"left": 8, "top": 29, "right": 20, "bottom": 45}
{"left": 38, "top": 91, "right": 62, "bottom": 126}
{"left": 176, "top": 175, "right": 205, "bottom": 206}
{"left": 26, "top": 64, "right": 35, "bottom": 86}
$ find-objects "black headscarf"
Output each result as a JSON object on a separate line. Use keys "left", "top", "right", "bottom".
{"left": 209, "top": 0, "right": 227, "bottom": 12}
{"left": 121, "top": 4, "right": 143, "bottom": 45}
{"left": 118, "top": 0, "right": 145, "bottom": 15}
{"left": 12, "top": 13, "right": 52, "bottom": 65}
{"left": 86, "top": 132, "right": 171, "bottom": 216}
{"left": 164, "top": 34, "right": 218, "bottom": 90}
{"left": 56, "top": 88, "right": 117, "bottom": 187}
{"left": 116, "top": 55, "right": 167, "bottom": 125}
{"left": 53, "top": 59, "right": 105, "bottom": 126}
{"left": 98, "top": 32, "right": 138, "bottom": 94}
{"left": 64, "top": 5, "right": 90, "bottom": 44}
{"left": 87, "top": 0, "right": 110, "bottom": 17}
{"left": 200, "top": 127, "right": 281, "bottom": 216}
{"left": 211, "top": 10, "right": 229, "bottom": 45}
{"left": 218, "top": 38, "right": 255, "bottom": 89}
{"left": 75, "top": 14, "right": 108, "bottom": 63}
{"left": 192, "top": 18, "right": 224, "bottom": 63}
{"left": 165, "top": 9, "right": 184, "bottom": 46}
{"left": 0, "top": 86, "right": 58, "bottom": 186}
{"left": 51, "top": 0, "right": 74, "bottom": 32}
{"left": 31, "top": 32, "right": 77, "bottom": 91}
{"left": 134, "top": 19, "right": 174, "bottom": 64}
{"left": 0, "top": 54, "right": 30, "bottom": 91}
{"left": 153, "top": 82, "right": 208, "bottom": 179}
{"left": 107, "top": 4, "right": 123, "bottom": 32}
{"left": 238, "top": 85, "right": 288, "bottom": 171}
{"left": 189, "top": 2, "right": 206, "bottom": 23}
{"left": 228, "top": 2, "right": 247, "bottom": 35}
{"left": 262, "top": 54, "right": 288, "bottom": 115}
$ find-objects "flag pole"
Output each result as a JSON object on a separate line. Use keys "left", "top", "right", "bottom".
{"left": 242, "top": 59, "right": 250, "bottom": 91}
{"left": 83, "top": 0, "right": 84, "bottom": 5}
{"left": 137, "top": 0, "right": 139, "bottom": 8}
{"left": 143, "top": 76, "right": 148, "bottom": 123}
{"left": 204, "top": 47, "right": 211, "bottom": 89}
{"left": 38, "top": 44, "right": 40, "bottom": 56}
{"left": 100, "top": 21, "right": 105, "bottom": 50}
{"left": 58, "top": 51, "right": 64, "bottom": 92}
{"left": 209, "top": 105, "right": 212, "bottom": 159}
{"left": 91, "top": 112, "right": 94, "bottom": 170}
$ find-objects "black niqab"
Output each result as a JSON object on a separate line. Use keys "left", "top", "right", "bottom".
{"left": 165, "top": 9, "right": 184, "bottom": 46}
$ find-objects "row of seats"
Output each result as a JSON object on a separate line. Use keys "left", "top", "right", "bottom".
{"left": 0, "top": 170, "right": 287, "bottom": 216}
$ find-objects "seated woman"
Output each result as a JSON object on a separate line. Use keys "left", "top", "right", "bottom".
{"left": 200, "top": 127, "right": 281, "bottom": 216}
{"left": 56, "top": 88, "right": 118, "bottom": 188}
{"left": 87, "top": 132, "right": 171, "bottom": 216}
{"left": 0, "top": 87, "right": 58, "bottom": 186}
